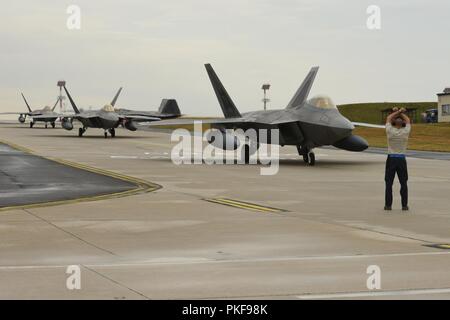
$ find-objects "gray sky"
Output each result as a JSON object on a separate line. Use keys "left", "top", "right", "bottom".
{"left": 1, "top": 0, "right": 449, "bottom": 116}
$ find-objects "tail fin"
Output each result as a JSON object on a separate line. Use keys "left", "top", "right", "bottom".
{"left": 158, "top": 99, "right": 181, "bottom": 115}
{"left": 205, "top": 63, "right": 241, "bottom": 118}
{"left": 51, "top": 96, "right": 60, "bottom": 111}
{"left": 21, "top": 93, "right": 33, "bottom": 112}
{"left": 63, "top": 86, "right": 80, "bottom": 114}
{"left": 286, "top": 66, "right": 319, "bottom": 109}
{"left": 111, "top": 87, "right": 122, "bottom": 107}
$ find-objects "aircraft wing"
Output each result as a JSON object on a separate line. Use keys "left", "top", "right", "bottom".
{"left": 138, "top": 118, "right": 247, "bottom": 127}
{"left": 0, "top": 112, "right": 33, "bottom": 115}
{"left": 137, "top": 118, "right": 280, "bottom": 132}
{"left": 121, "top": 115, "right": 162, "bottom": 122}
{"left": 352, "top": 122, "right": 385, "bottom": 129}
{"left": 30, "top": 115, "right": 59, "bottom": 119}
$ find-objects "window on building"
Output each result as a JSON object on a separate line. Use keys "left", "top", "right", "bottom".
{"left": 442, "top": 104, "right": 450, "bottom": 116}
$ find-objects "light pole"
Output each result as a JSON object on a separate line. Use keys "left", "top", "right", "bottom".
{"left": 57, "top": 80, "right": 66, "bottom": 112}
{"left": 261, "top": 83, "right": 270, "bottom": 111}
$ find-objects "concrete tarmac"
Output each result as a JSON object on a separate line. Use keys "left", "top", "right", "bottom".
{"left": 0, "top": 143, "right": 137, "bottom": 208}
{"left": 0, "top": 123, "right": 449, "bottom": 299}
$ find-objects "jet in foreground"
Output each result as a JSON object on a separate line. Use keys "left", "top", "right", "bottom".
{"left": 142, "top": 64, "right": 375, "bottom": 165}
{"left": 63, "top": 86, "right": 180, "bottom": 138}
{"left": 0, "top": 93, "right": 61, "bottom": 128}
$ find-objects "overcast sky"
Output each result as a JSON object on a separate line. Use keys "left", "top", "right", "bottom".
{"left": 1, "top": 0, "right": 449, "bottom": 116}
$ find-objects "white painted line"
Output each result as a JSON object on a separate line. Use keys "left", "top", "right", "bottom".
{"left": 0, "top": 251, "right": 449, "bottom": 270}
{"left": 110, "top": 155, "right": 138, "bottom": 159}
{"left": 297, "top": 288, "right": 450, "bottom": 299}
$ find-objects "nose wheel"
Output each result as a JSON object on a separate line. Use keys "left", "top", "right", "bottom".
{"left": 297, "top": 145, "right": 316, "bottom": 166}
{"left": 30, "top": 121, "right": 34, "bottom": 128}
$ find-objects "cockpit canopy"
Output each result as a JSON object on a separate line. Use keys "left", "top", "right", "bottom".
{"left": 307, "top": 95, "right": 337, "bottom": 110}
{"left": 102, "top": 104, "right": 115, "bottom": 112}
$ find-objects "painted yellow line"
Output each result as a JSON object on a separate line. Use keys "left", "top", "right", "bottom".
{"left": 0, "top": 139, "right": 161, "bottom": 212}
{"left": 426, "top": 244, "right": 450, "bottom": 250}
{"left": 215, "top": 198, "right": 281, "bottom": 213}
{"left": 205, "top": 198, "right": 287, "bottom": 213}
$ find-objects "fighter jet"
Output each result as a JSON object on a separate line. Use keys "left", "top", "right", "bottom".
{"left": 0, "top": 93, "right": 61, "bottom": 128}
{"left": 62, "top": 86, "right": 177, "bottom": 138}
{"left": 141, "top": 63, "right": 376, "bottom": 165}
{"left": 115, "top": 98, "right": 181, "bottom": 121}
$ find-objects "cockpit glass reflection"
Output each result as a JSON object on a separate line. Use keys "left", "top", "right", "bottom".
{"left": 308, "top": 95, "right": 337, "bottom": 110}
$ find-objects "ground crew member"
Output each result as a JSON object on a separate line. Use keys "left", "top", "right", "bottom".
{"left": 384, "top": 107, "right": 411, "bottom": 211}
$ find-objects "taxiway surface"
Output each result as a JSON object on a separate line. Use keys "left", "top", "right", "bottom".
{"left": 0, "top": 123, "right": 449, "bottom": 299}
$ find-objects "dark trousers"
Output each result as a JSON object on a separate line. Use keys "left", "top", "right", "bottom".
{"left": 385, "top": 156, "right": 408, "bottom": 207}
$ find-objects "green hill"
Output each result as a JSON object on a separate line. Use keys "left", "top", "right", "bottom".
{"left": 337, "top": 102, "right": 437, "bottom": 124}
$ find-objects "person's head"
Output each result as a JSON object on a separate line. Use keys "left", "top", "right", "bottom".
{"left": 393, "top": 117, "right": 405, "bottom": 128}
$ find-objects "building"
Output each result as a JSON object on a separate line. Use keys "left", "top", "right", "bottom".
{"left": 437, "top": 88, "right": 450, "bottom": 123}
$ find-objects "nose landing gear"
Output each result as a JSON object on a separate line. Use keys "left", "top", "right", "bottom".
{"left": 78, "top": 127, "right": 86, "bottom": 137}
{"left": 297, "top": 145, "right": 316, "bottom": 166}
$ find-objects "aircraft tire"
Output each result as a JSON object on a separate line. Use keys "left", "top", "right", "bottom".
{"left": 30, "top": 122, "right": 34, "bottom": 128}
{"left": 45, "top": 123, "right": 48, "bottom": 129}
{"left": 104, "top": 131, "right": 108, "bottom": 139}
{"left": 307, "top": 152, "right": 315, "bottom": 166}
{"left": 78, "top": 128, "right": 84, "bottom": 137}
{"left": 51, "top": 122, "right": 55, "bottom": 128}
{"left": 110, "top": 128, "right": 116, "bottom": 138}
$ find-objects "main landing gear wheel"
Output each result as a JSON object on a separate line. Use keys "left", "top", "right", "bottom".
{"left": 51, "top": 122, "right": 55, "bottom": 128}
{"left": 45, "top": 123, "right": 48, "bottom": 129}
{"left": 104, "top": 131, "right": 108, "bottom": 139}
{"left": 30, "top": 122, "right": 34, "bottom": 128}
{"left": 303, "top": 152, "right": 315, "bottom": 166}
{"left": 109, "top": 128, "right": 116, "bottom": 138}
{"left": 78, "top": 128, "right": 85, "bottom": 137}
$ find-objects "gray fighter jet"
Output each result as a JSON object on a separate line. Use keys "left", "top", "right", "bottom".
{"left": 142, "top": 64, "right": 374, "bottom": 165}
{"left": 116, "top": 99, "right": 181, "bottom": 120}
{"left": 0, "top": 93, "right": 61, "bottom": 128}
{"left": 62, "top": 86, "right": 179, "bottom": 138}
